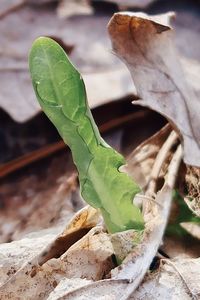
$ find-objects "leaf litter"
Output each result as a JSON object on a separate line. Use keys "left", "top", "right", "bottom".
{"left": 0, "top": 6, "right": 200, "bottom": 300}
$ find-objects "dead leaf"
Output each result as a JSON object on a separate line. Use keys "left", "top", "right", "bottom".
{"left": 0, "top": 169, "right": 77, "bottom": 243}
{"left": 47, "top": 278, "right": 92, "bottom": 300}
{"left": 0, "top": 230, "right": 58, "bottom": 287}
{"left": 0, "top": 4, "right": 130, "bottom": 122}
{"left": 162, "top": 235, "right": 200, "bottom": 259}
{"left": 131, "top": 258, "right": 200, "bottom": 299}
{"left": 108, "top": 12, "right": 200, "bottom": 167}
{"left": 104, "top": 0, "right": 155, "bottom": 10}
{"left": 0, "top": 0, "right": 25, "bottom": 19}
{"left": 57, "top": 0, "right": 93, "bottom": 19}
{"left": 185, "top": 166, "right": 200, "bottom": 217}
{"left": 181, "top": 222, "right": 200, "bottom": 240}
{"left": 0, "top": 207, "right": 104, "bottom": 299}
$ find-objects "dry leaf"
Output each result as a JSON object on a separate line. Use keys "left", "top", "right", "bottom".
{"left": 0, "top": 5, "right": 130, "bottom": 122}
{"left": 47, "top": 278, "right": 92, "bottom": 300}
{"left": 104, "top": 0, "right": 155, "bottom": 9}
{"left": 185, "top": 166, "right": 200, "bottom": 217}
{"left": 0, "top": 0, "right": 25, "bottom": 18}
{"left": 1, "top": 6, "right": 200, "bottom": 123}
{"left": 108, "top": 12, "right": 200, "bottom": 167}
{"left": 0, "top": 207, "right": 104, "bottom": 299}
{"left": 0, "top": 172, "right": 77, "bottom": 243}
{"left": 162, "top": 235, "right": 200, "bottom": 259}
{"left": 181, "top": 223, "right": 200, "bottom": 240}
{"left": 57, "top": 0, "right": 93, "bottom": 19}
{"left": 132, "top": 258, "right": 200, "bottom": 299}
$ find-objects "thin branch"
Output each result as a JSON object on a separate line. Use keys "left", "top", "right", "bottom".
{"left": 146, "top": 130, "right": 179, "bottom": 196}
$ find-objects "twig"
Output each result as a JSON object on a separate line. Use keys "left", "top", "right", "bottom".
{"left": 0, "top": 111, "right": 146, "bottom": 179}
{"left": 166, "top": 144, "right": 183, "bottom": 188}
{"left": 146, "top": 130, "right": 179, "bottom": 196}
{"left": 143, "top": 130, "right": 179, "bottom": 218}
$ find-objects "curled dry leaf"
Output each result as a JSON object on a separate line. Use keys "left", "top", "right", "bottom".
{"left": 131, "top": 258, "right": 200, "bottom": 300}
{"left": 108, "top": 12, "right": 200, "bottom": 167}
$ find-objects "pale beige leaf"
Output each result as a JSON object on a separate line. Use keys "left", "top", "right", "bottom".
{"left": 108, "top": 12, "right": 200, "bottom": 167}
{"left": 181, "top": 222, "right": 200, "bottom": 240}
{"left": 0, "top": 231, "right": 58, "bottom": 287}
{"left": 57, "top": 0, "right": 93, "bottom": 19}
{"left": 47, "top": 278, "right": 92, "bottom": 300}
{"left": 104, "top": 0, "right": 155, "bottom": 9}
{"left": 131, "top": 258, "right": 200, "bottom": 299}
{"left": 0, "top": 206, "right": 102, "bottom": 299}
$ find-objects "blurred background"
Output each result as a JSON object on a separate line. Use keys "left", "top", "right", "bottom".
{"left": 0, "top": 0, "right": 200, "bottom": 243}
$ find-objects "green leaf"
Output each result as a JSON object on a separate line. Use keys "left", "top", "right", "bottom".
{"left": 166, "top": 190, "right": 200, "bottom": 237}
{"left": 29, "top": 37, "right": 144, "bottom": 233}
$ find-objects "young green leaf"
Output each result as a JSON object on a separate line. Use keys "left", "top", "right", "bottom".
{"left": 29, "top": 37, "right": 144, "bottom": 233}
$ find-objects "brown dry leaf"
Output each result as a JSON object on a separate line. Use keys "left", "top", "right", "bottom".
{"left": 131, "top": 258, "right": 200, "bottom": 299}
{"left": 108, "top": 12, "right": 200, "bottom": 167}
{"left": 162, "top": 235, "right": 200, "bottom": 259}
{"left": 0, "top": 168, "right": 78, "bottom": 243}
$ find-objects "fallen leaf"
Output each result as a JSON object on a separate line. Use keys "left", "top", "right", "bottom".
{"left": 47, "top": 278, "right": 92, "bottom": 300}
{"left": 108, "top": 12, "right": 200, "bottom": 167}
{"left": 162, "top": 235, "right": 200, "bottom": 259}
{"left": 132, "top": 258, "right": 200, "bottom": 299}
{"left": 104, "top": 0, "right": 155, "bottom": 9}
{"left": 0, "top": 169, "right": 77, "bottom": 242}
{"left": 0, "top": 0, "right": 25, "bottom": 19}
{"left": 181, "top": 222, "right": 200, "bottom": 240}
{"left": 57, "top": 0, "right": 93, "bottom": 19}
{"left": 0, "top": 206, "right": 103, "bottom": 299}
{"left": 185, "top": 166, "right": 200, "bottom": 217}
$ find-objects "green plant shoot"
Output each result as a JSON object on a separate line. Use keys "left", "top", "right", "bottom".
{"left": 29, "top": 37, "right": 144, "bottom": 233}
